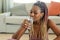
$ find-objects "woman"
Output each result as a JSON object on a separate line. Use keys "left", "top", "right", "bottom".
{"left": 9, "top": 1, "right": 60, "bottom": 40}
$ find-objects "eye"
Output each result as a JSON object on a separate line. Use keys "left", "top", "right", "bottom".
{"left": 30, "top": 11, "right": 32, "bottom": 13}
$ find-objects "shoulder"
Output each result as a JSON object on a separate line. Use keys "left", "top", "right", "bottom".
{"left": 47, "top": 19, "right": 51, "bottom": 24}
{"left": 47, "top": 19, "right": 56, "bottom": 27}
{"left": 47, "top": 19, "right": 54, "bottom": 28}
{"left": 47, "top": 19, "right": 54, "bottom": 23}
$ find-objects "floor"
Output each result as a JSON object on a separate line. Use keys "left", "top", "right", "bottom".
{"left": 0, "top": 34, "right": 56, "bottom": 40}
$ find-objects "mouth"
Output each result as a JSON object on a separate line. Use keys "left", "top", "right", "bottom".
{"left": 30, "top": 17, "right": 36, "bottom": 21}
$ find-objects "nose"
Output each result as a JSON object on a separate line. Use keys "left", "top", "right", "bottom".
{"left": 30, "top": 13, "right": 34, "bottom": 17}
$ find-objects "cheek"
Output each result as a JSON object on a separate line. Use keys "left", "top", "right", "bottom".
{"left": 36, "top": 14, "right": 42, "bottom": 19}
{"left": 34, "top": 15, "right": 40, "bottom": 21}
{"left": 36, "top": 14, "right": 43, "bottom": 21}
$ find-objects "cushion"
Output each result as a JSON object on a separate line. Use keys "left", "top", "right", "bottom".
{"left": 5, "top": 16, "right": 29, "bottom": 24}
{"left": 48, "top": 1, "right": 60, "bottom": 16}
{"left": 25, "top": 3, "right": 33, "bottom": 13}
{"left": 10, "top": 4, "right": 28, "bottom": 16}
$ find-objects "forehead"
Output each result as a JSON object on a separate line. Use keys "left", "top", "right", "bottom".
{"left": 31, "top": 5, "right": 41, "bottom": 11}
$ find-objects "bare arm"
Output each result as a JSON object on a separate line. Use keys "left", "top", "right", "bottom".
{"left": 12, "top": 19, "right": 30, "bottom": 40}
{"left": 48, "top": 19, "right": 60, "bottom": 36}
{"left": 12, "top": 26, "right": 27, "bottom": 40}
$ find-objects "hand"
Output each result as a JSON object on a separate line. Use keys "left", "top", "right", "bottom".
{"left": 21, "top": 19, "right": 31, "bottom": 29}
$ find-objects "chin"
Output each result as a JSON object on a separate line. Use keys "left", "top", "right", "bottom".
{"left": 33, "top": 20, "right": 37, "bottom": 22}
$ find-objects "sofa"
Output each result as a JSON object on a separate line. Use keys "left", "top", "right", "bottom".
{"left": 0, "top": 2, "right": 60, "bottom": 34}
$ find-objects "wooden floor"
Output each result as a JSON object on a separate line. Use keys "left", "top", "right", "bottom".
{"left": 0, "top": 34, "right": 56, "bottom": 40}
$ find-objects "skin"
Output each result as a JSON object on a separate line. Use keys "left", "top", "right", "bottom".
{"left": 11, "top": 5, "right": 60, "bottom": 40}
{"left": 30, "top": 5, "right": 44, "bottom": 22}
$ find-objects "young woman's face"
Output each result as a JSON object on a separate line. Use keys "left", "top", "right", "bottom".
{"left": 30, "top": 5, "right": 44, "bottom": 21}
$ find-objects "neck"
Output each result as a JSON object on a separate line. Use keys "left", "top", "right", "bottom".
{"left": 33, "top": 20, "right": 41, "bottom": 25}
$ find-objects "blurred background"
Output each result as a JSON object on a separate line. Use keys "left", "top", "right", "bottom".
{"left": 0, "top": 0, "right": 60, "bottom": 40}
